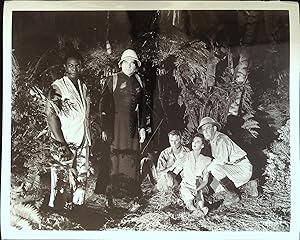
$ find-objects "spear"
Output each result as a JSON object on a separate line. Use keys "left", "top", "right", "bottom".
{"left": 141, "top": 118, "right": 164, "bottom": 155}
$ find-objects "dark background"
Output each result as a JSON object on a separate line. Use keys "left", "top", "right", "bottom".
{"left": 12, "top": 10, "right": 289, "bottom": 68}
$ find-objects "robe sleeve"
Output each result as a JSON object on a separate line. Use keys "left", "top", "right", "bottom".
{"left": 98, "top": 76, "right": 114, "bottom": 139}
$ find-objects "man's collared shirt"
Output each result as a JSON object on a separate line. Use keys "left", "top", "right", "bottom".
{"left": 156, "top": 145, "right": 190, "bottom": 176}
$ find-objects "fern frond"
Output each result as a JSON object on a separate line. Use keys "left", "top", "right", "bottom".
{"left": 12, "top": 203, "right": 41, "bottom": 226}
{"left": 30, "top": 86, "right": 47, "bottom": 101}
{"left": 34, "top": 127, "right": 48, "bottom": 139}
{"left": 25, "top": 174, "right": 40, "bottom": 190}
{"left": 20, "top": 195, "right": 38, "bottom": 204}
{"left": 242, "top": 113, "right": 255, "bottom": 121}
{"left": 10, "top": 215, "right": 32, "bottom": 230}
{"left": 240, "top": 83, "right": 254, "bottom": 114}
{"left": 241, "top": 115, "right": 260, "bottom": 138}
{"left": 248, "top": 129, "right": 259, "bottom": 138}
{"left": 242, "top": 119, "right": 260, "bottom": 130}
{"left": 10, "top": 184, "right": 24, "bottom": 202}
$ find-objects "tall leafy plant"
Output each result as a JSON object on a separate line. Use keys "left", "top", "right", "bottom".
{"left": 133, "top": 32, "right": 259, "bottom": 143}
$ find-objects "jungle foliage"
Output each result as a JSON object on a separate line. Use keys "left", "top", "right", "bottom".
{"left": 9, "top": 10, "right": 291, "bottom": 231}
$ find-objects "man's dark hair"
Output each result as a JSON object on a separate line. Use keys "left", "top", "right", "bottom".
{"left": 168, "top": 129, "right": 182, "bottom": 138}
{"left": 63, "top": 49, "right": 83, "bottom": 65}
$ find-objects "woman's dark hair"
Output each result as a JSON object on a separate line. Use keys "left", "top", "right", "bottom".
{"left": 192, "top": 133, "right": 205, "bottom": 141}
{"left": 191, "top": 133, "right": 212, "bottom": 157}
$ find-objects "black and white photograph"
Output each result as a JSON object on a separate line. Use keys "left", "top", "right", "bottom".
{"left": 2, "top": 1, "right": 300, "bottom": 239}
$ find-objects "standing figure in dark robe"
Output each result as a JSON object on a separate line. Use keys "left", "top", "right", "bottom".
{"left": 96, "top": 49, "right": 146, "bottom": 197}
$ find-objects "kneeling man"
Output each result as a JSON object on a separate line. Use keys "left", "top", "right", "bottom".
{"left": 198, "top": 117, "right": 258, "bottom": 206}
{"left": 140, "top": 130, "right": 189, "bottom": 192}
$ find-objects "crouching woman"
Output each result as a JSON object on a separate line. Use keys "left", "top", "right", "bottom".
{"left": 180, "top": 133, "right": 211, "bottom": 214}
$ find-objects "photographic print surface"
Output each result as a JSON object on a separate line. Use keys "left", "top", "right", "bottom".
{"left": 2, "top": 1, "right": 300, "bottom": 240}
